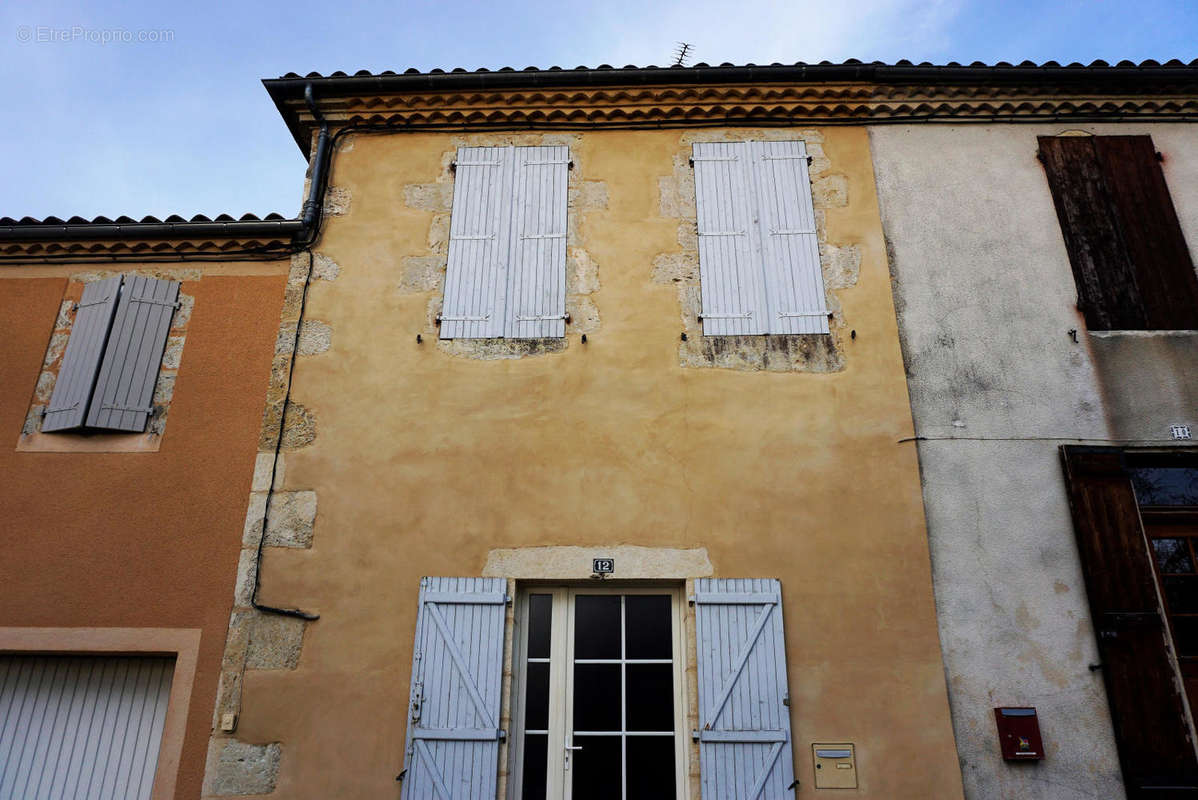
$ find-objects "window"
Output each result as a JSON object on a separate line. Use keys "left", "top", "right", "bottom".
{"left": 1039, "top": 135, "right": 1198, "bottom": 330}
{"left": 513, "top": 588, "right": 686, "bottom": 800}
{"left": 439, "top": 146, "right": 569, "bottom": 339}
{"left": 42, "top": 273, "right": 180, "bottom": 434}
{"left": 0, "top": 655, "right": 175, "bottom": 800}
{"left": 692, "top": 140, "right": 828, "bottom": 336}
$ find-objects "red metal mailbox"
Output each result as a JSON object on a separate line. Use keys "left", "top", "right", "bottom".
{"left": 994, "top": 707, "right": 1044, "bottom": 761}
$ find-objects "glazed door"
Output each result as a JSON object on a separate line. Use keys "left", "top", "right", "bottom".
{"left": 515, "top": 588, "right": 686, "bottom": 800}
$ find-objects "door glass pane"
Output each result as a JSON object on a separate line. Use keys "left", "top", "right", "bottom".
{"left": 625, "top": 736, "right": 676, "bottom": 800}
{"left": 573, "top": 663, "right": 620, "bottom": 730}
{"left": 575, "top": 595, "right": 621, "bottom": 659}
{"left": 571, "top": 735, "right": 622, "bottom": 800}
{"left": 528, "top": 594, "right": 553, "bottom": 659}
{"left": 521, "top": 733, "right": 548, "bottom": 800}
{"left": 1172, "top": 616, "right": 1198, "bottom": 657}
{"left": 626, "top": 664, "right": 675, "bottom": 731}
{"left": 525, "top": 662, "right": 550, "bottom": 730}
{"left": 1165, "top": 576, "right": 1198, "bottom": 613}
{"left": 625, "top": 595, "right": 672, "bottom": 659}
{"left": 1131, "top": 467, "right": 1198, "bottom": 506}
{"left": 1153, "top": 539, "right": 1194, "bottom": 574}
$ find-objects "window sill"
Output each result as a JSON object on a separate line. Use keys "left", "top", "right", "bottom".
{"left": 16, "top": 430, "right": 163, "bottom": 453}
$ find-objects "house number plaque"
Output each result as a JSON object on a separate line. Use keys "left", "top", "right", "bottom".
{"left": 592, "top": 558, "right": 615, "bottom": 575}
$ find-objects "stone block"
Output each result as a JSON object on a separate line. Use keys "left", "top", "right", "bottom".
{"left": 252, "top": 453, "right": 283, "bottom": 492}
{"left": 203, "top": 739, "right": 281, "bottom": 796}
{"left": 264, "top": 491, "right": 317, "bottom": 548}
{"left": 246, "top": 614, "right": 306, "bottom": 670}
{"left": 297, "top": 320, "right": 332, "bottom": 356}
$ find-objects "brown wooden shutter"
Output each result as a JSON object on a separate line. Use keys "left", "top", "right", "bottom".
{"left": 86, "top": 275, "right": 180, "bottom": 432}
{"left": 1061, "top": 446, "right": 1198, "bottom": 796}
{"left": 1039, "top": 135, "right": 1198, "bottom": 331}
{"left": 1095, "top": 136, "right": 1198, "bottom": 330}
{"left": 41, "top": 276, "right": 122, "bottom": 432}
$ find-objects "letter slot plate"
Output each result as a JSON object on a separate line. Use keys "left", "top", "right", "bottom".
{"left": 812, "top": 742, "right": 857, "bottom": 788}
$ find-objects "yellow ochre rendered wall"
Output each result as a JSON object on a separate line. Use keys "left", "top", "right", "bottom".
{"left": 230, "top": 127, "right": 964, "bottom": 799}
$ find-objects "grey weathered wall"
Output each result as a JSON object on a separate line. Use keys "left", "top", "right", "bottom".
{"left": 870, "top": 122, "right": 1198, "bottom": 799}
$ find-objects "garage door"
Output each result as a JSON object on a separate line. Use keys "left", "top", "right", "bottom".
{"left": 0, "top": 655, "right": 174, "bottom": 800}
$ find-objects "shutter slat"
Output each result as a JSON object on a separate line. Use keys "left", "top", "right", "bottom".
{"left": 695, "top": 578, "right": 794, "bottom": 799}
{"left": 694, "top": 142, "right": 766, "bottom": 335}
{"left": 754, "top": 141, "right": 829, "bottom": 334}
{"left": 441, "top": 147, "right": 511, "bottom": 339}
{"left": 42, "top": 276, "right": 122, "bottom": 432}
{"left": 402, "top": 577, "right": 506, "bottom": 800}
{"left": 0, "top": 656, "right": 172, "bottom": 800}
{"left": 86, "top": 276, "right": 179, "bottom": 432}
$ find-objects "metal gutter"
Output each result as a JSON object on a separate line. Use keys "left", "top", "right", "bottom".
{"left": 0, "top": 218, "right": 306, "bottom": 242}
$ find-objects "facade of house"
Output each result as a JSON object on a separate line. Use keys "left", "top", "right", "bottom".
{"left": 3, "top": 59, "right": 1196, "bottom": 800}
{"left": 0, "top": 223, "right": 296, "bottom": 798}
{"left": 875, "top": 117, "right": 1198, "bottom": 796}
{"left": 199, "top": 66, "right": 970, "bottom": 799}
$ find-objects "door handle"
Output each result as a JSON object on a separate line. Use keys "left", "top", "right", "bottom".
{"left": 564, "top": 738, "right": 583, "bottom": 770}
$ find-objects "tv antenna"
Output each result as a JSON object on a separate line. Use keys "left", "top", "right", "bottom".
{"left": 673, "top": 42, "right": 694, "bottom": 67}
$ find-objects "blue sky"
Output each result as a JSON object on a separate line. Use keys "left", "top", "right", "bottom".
{"left": 2, "top": 0, "right": 1195, "bottom": 220}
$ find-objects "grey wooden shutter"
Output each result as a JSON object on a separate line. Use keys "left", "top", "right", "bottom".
{"left": 693, "top": 142, "right": 768, "bottom": 335}
{"left": 694, "top": 578, "right": 795, "bottom": 799}
{"left": 506, "top": 146, "right": 569, "bottom": 339}
{"left": 441, "top": 147, "right": 513, "bottom": 339}
{"left": 752, "top": 141, "right": 829, "bottom": 334}
{"left": 0, "top": 655, "right": 174, "bottom": 800}
{"left": 86, "top": 275, "right": 180, "bottom": 432}
{"left": 41, "top": 276, "right": 122, "bottom": 432}
{"left": 401, "top": 577, "right": 507, "bottom": 800}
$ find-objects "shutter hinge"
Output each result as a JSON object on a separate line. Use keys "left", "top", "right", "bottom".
{"left": 129, "top": 296, "right": 182, "bottom": 309}
{"left": 788, "top": 779, "right": 800, "bottom": 791}
{"left": 688, "top": 595, "right": 696, "bottom": 606}
{"left": 691, "top": 729, "right": 699, "bottom": 741}
{"left": 450, "top": 159, "right": 502, "bottom": 172}
{"left": 437, "top": 312, "right": 492, "bottom": 323}
{"left": 77, "top": 295, "right": 117, "bottom": 309}
{"left": 505, "top": 594, "right": 513, "bottom": 606}
{"left": 99, "top": 403, "right": 153, "bottom": 414}
{"left": 395, "top": 768, "right": 407, "bottom": 782}
{"left": 783, "top": 693, "right": 791, "bottom": 707}
{"left": 499, "top": 729, "right": 507, "bottom": 741}
{"left": 698, "top": 311, "right": 753, "bottom": 321}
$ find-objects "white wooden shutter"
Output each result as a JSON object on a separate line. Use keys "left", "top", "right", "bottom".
{"left": 506, "top": 146, "right": 569, "bottom": 339}
{"left": 693, "top": 141, "right": 829, "bottom": 335}
{"left": 401, "top": 577, "right": 507, "bottom": 800}
{"left": 694, "top": 578, "right": 795, "bottom": 799}
{"left": 42, "top": 275, "right": 122, "bottom": 432}
{"left": 0, "top": 655, "right": 174, "bottom": 800}
{"left": 87, "top": 275, "right": 180, "bottom": 432}
{"left": 693, "top": 142, "right": 767, "bottom": 335}
{"left": 441, "top": 147, "right": 513, "bottom": 339}
{"left": 752, "top": 141, "right": 828, "bottom": 334}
